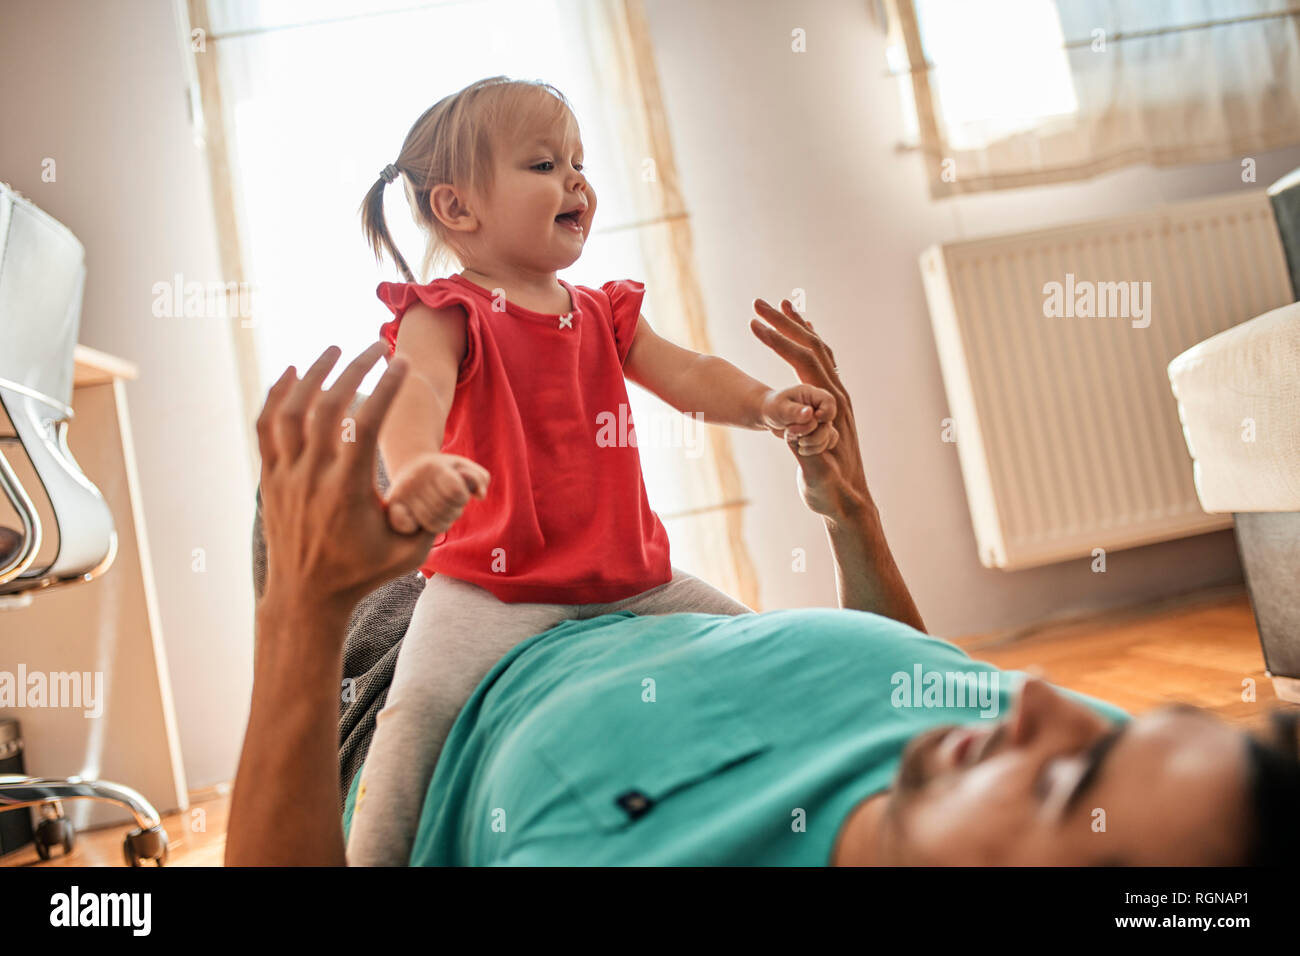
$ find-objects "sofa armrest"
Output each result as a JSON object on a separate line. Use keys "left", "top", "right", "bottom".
{"left": 1168, "top": 301, "right": 1300, "bottom": 513}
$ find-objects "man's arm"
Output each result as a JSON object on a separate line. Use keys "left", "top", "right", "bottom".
{"left": 227, "top": 596, "right": 352, "bottom": 865}
{"left": 823, "top": 500, "right": 925, "bottom": 630}
{"left": 749, "top": 298, "right": 926, "bottom": 632}
{"left": 226, "top": 342, "right": 436, "bottom": 865}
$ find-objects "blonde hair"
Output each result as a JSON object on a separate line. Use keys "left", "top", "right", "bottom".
{"left": 359, "top": 75, "right": 576, "bottom": 283}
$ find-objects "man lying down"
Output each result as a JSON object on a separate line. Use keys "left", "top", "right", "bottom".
{"left": 228, "top": 301, "right": 1300, "bottom": 867}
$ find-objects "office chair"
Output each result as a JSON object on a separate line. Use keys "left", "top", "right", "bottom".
{"left": 0, "top": 181, "right": 168, "bottom": 865}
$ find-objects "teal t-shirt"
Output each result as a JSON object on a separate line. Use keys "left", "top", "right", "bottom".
{"left": 343, "top": 607, "right": 1129, "bottom": 865}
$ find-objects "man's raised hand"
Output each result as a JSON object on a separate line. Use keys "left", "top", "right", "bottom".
{"left": 256, "top": 342, "right": 437, "bottom": 618}
{"left": 749, "top": 298, "right": 868, "bottom": 522}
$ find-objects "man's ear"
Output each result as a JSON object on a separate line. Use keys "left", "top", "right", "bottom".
{"left": 429, "top": 184, "right": 479, "bottom": 233}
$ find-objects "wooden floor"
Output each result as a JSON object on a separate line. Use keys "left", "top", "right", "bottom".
{"left": 2, "top": 588, "right": 1290, "bottom": 867}
{"left": 953, "top": 588, "right": 1283, "bottom": 733}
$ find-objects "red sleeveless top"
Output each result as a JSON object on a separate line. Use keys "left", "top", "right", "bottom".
{"left": 377, "top": 273, "right": 672, "bottom": 603}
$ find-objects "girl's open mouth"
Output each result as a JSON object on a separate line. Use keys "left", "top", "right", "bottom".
{"left": 555, "top": 211, "right": 583, "bottom": 233}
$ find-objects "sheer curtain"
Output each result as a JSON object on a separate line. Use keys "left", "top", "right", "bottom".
{"left": 195, "top": 0, "right": 757, "bottom": 605}
{"left": 887, "top": 0, "right": 1300, "bottom": 196}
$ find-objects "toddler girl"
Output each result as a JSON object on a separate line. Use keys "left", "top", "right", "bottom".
{"left": 347, "top": 76, "right": 836, "bottom": 865}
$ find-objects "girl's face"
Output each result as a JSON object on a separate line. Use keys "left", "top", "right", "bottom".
{"left": 469, "top": 112, "right": 596, "bottom": 274}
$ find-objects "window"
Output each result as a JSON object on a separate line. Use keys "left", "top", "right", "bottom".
{"left": 899, "top": 0, "right": 1078, "bottom": 151}
{"left": 886, "top": 0, "right": 1300, "bottom": 195}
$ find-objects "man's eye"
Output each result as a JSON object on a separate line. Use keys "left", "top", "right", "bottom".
{"left": 1034, "top": 761, "right": 1056, "bottom": 800}
{"left": 1036, "top": 752, "right": 1090, "bottom": 808}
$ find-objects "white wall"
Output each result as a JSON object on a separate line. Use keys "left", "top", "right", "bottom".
{"left": 642, "top": 0, "right": 1300, "bottom": 636}
{"left": 0, "top": 0, "right": 254, "bottom": 789}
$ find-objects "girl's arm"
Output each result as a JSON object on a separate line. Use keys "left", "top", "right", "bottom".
{"left": 377, "top": 303, "right": 466, "bottom": 475}
{"left": 622, "top": 314, "right": 777, "bottom": 430}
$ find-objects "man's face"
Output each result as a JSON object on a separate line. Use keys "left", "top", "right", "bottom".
{"left": 469, "top": 110, "right": 597, "bottom": 274}
{"left": 881, "top": 678, "right": 1252, "bottom": 864}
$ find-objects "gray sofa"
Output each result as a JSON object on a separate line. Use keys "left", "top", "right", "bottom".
{"left": 1166, "top": 170, "right": 1300, "bottom": 704}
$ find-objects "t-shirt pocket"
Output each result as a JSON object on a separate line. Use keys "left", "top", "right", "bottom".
{"left": 532, "top": 660, "right": 772, "bottom": 832}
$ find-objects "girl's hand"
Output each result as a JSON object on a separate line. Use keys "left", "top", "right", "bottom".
{"left": 385, "top": 451, "right": 490, "bottom": 535}
{"left": 760, "top": 383, "right": 838, "bottom": 455}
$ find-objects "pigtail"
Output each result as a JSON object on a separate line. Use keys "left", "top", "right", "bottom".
{"left": 359, "top": 170, "right": 417, "bottom": 283}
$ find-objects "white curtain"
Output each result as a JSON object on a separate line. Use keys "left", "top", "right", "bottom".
{"left": 200, "top": 0, "right": 757, "bottom": 604}
{"left": 889, "top": 0, "right": 1300, "bottom": 196}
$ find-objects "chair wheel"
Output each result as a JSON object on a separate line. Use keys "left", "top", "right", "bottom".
{"left": 123, "top": 825, "right": 168, "bottom": 866}
{"left": 34, "top": 816, "right": 75, "bottom": 860}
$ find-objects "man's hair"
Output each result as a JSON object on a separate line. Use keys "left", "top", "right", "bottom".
{"left": 1244, "top": 710, "right": 1300, "bottom": 866}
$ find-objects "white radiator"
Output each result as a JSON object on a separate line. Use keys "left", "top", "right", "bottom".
{"left": 920, "top": 191, "right": 1293, "bottom": 570}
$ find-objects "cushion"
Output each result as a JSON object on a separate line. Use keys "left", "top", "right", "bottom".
{"left": 1167, "top": 301, "right": 1300, "bottom": 513}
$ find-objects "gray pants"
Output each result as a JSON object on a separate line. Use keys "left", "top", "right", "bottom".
{"left": 345, "top": 567, "right": 752, "bottom": 866}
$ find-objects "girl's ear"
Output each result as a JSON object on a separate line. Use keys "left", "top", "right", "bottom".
{"left": 429, "top": 184, "right": 479, "bottom": 233}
